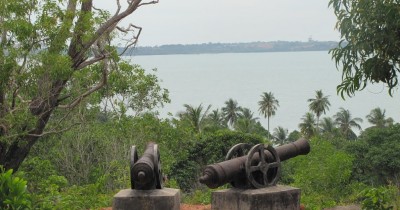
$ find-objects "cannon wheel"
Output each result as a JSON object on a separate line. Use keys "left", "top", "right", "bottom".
{"left": 130, "top": 145, "right": 139, "bottom": 189}
{"left": 225, "top": 143, "right": 253, "bottom": 188}
{"left": 245, "top": 144, "right": 281, "bottom": 188}
{"left": 225, "top": 143, "right": 252, "bottom": 160}
{"left": 153, "top": 144, "right": 163, "bottom": 189}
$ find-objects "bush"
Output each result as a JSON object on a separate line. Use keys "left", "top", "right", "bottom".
{"left": 361, "top": 186, "right": 398, "bottom": 210}
{"left": 0, "top": 167, "right": 31, "bottom": 210}
{"left": 282, "top": 137, "right": 355, "bottom": 209}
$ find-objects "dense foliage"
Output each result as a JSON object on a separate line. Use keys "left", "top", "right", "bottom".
{"left": 0, "top": 0, "right": 166, "bottom": 172}
{"left": 346, "top": 125, "right": 400, "bottom": 187}
{"left": 329, "top": 0, "right": 400, "bottom": 97}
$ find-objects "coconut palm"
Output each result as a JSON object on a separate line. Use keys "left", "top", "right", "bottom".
{"left": 238, "top": 108, "right": 259, "bottom": 122}
{"left": 222, "top": 98, "right": 242, "bottom": 128}
{"left": 307, "top": 90, "right": 330, "bottom": 133}
{"left": 258, "top": 92, "right": 279, "bottom": 139}
{"left": 234, "top": 108, "right": 259, "bottom": 133}
{"left": 206, "top": 109, "right": 227, "bottom": 130}
{"left": 273, "top": 126, "right": 288, "bottom": 145}
{"left": 179, "top": 104, "right": 211, "bottom": 133}
{"left": 298, "top": 112, "right": 316, "bottom": 139}
{"left": 334, "top": 108, "right": 363, "bottom": 140}
{"left": 319, "top": 117, "right": 337, "bottom": 134}
{"left": 366, "top": 107, "right": 394, "bottom": 128}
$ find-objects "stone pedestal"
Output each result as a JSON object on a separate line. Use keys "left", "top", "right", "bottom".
{"left": 211, "top": 185, "right": 300, "bottom": 210}
{"left": 113, "top": 188, "right": 180, "bottom": 210}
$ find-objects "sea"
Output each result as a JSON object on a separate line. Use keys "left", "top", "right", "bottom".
{"left": 127, "top": 51, "right": 400, "bottom": 134}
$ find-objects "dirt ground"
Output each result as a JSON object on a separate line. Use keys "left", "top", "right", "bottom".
{"left": 180, "top": 204, "right": 211, "bottom": 210}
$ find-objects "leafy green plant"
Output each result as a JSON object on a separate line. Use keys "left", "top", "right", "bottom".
{"left": 183, "top": 188, "right": 213, "bottom": 205}
{"left": 0, "top": 167, "right": 31, "bottom": 209}
{"left": 361, "top": 187, "right": 394, "bottom": 210}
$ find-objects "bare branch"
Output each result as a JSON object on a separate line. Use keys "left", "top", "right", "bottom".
{"left": 115, "top": 0, "right": 122, "bottom": 16}
{"left": 76, "top": 54, "right": 107, "bottom": 70}
{"left": 116, "top": 24, "right": 142, "bottom": 56}
{"left": 28, "top": 123, "right": 80, "bottom": 137}
{"left": 138, "top": 0, "right": 159, "bottom": 7}
{"left": 59, "top": 60, "right": 109, "bottom": 109}
{"left": 71, "top": 0, "right": 143, "bottom": 68}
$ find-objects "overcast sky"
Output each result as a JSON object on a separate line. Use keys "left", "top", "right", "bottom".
{"left": 97, "top": 0, "right": 340, "bottom": 46}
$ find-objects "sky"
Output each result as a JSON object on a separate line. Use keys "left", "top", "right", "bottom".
{"left": 97, "top": 0, "right": 341, "bottom": 46}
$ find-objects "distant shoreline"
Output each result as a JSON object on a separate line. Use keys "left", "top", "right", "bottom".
{"left": 120, "top": 40, "right": 339, "bottom": 56}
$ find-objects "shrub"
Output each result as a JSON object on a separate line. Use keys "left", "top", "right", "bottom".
{"left": 0, "top": 167, "right": 31, "bottom": 209}
{"left": 361, "top": 186, "right": 397, "bottom": 210}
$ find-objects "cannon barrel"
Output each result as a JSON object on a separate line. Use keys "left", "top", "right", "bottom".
{"left": 132, "top": 143, "right": 155, "bottom": 186}
{"left": 199, "top": 138, "right": 310, "bottom": 188}
{"left": 130, "top": 142, "right": 163, "bottom": 190}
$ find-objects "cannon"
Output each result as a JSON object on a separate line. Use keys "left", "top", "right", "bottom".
{"left": 130, "top": 142, "right": 163, "bottom": 190}
{"left": 199, "top": 138, "right": 310, "bottom": 189}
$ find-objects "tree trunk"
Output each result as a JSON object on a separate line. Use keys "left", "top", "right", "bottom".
{"left": 0, "top": 105, "right": 54, "bottom": 171}
{"left": 0, "top": 80, "right": 62, "bottom": 171}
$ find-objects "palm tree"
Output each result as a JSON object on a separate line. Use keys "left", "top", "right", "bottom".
{"left": 222, "top": 98, "right": 242, "bottom": 128}
{"left": 179, "top": 104, "right": 211, "bottom": 133}
{"left": 319, "top": 117, "right": 337, "bottom": 134}
{"left": 298, "top": 112, "right": 316, "bottom": 139}
{"left": 273, "top": 126, "right": 288, "bottom": 145}
{"left": 206, "top": 109, "right": 226, "bottom": 130}
{"left": 234, "top": 108, "right": 259, "bottom": 133}
{"left": 334, "top": 108, "right": 363, "bottom": 140}
{"left": 307, "top": 90, "right": 330, "bottom": 133}
{"left": 366, "top": 107, "right": 394, "bottom": 128}
{"left": 258, "top": 92, "right": 279, "bottom": 139}
{"left": 238, "top": 108, "right": 259, "bottom": 122}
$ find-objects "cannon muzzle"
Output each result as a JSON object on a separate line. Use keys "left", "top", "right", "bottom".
{"left": 199, "top": 138, "right": 310, "bottom": 189}
{"left": 130, "top": 143, "right": 163, "bottom": 190}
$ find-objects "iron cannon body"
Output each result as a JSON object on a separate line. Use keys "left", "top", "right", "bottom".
{"left": 199, "top": 138, "right": 310, "bottom": 189}
{"left": 130, "top": 143, "right": 163, "bottom": 190}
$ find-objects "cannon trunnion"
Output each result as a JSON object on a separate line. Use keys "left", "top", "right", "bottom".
{"left": 199, "top": 138, "right": 310, "bottom": 189}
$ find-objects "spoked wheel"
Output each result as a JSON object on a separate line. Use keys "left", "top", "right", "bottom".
{"left": 130, "top": 145, "right": 138, "bottom": 189}
{"left": 225, "top": 143, "right": 252, "bottom": 160}
{"left": 245, "top": 144, "right": 281, "bottom": 188}
{"left": 153, "top": 144, "right": 163, "bottom": 189}
{"left": 225, "top": 143, "right": 253, "bottom": 188}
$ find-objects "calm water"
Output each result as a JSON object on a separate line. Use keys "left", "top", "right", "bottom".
{"left": 129, "top": 51, "right": 400, "bottom": 133}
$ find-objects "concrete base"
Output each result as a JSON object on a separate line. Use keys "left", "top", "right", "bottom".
{"left": 212, "top": 185, "right": 300, "bottom": 210}
{"left": 113, "top": 188, "right": 180, "bottom": 210}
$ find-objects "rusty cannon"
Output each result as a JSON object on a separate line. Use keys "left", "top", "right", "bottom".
{"left": 130, "top": 142, "right": 163, "bottom": 190}
{"left": 199, "top": 138, "right": 310, "bottom": 189}
{"left": 113, "top": 143, "right": 181, "bottom": 210}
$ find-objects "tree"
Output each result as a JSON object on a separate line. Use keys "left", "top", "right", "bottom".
{"left": 346, "top": 125, "right": 400, "bottom": 187}
{"left": 329, "top": 0, "right": 400, "bottom": 97}
{"left": 366, "top": 107, "right": 394, "bottom": 128}
{"left": 178, "top": 104, "right": 211, "bottom": 134}
{"left": 258, "top": 92, "right": 279, "bottom": 139}
{"left": 273, "top": 126, "right": 288, "bottom": 145}
{"left": 307, "top": 90, "right": 330, "bottom": 132}
{"left": 204, "top": 109, "right": 226, "bottom": 132}
{"left": 0, "top": 0, "right": 163, "bottom": 171}
{"left": 298, "top": 112, "right": 316, "bottom": 139}
{"left": 283, "top": 137, "right": 354, "bottom": 209}
{"left": 234, "top": 108, "right": 259, "bottom": 134}
{"left": 334, "top": 108, "right": 363, "bottom": 140}
{"left": 222, "top": 98, "right": 242, "bottom": 128}
{"left": 319, "top": 117, "right": 336, "bottom": 133}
